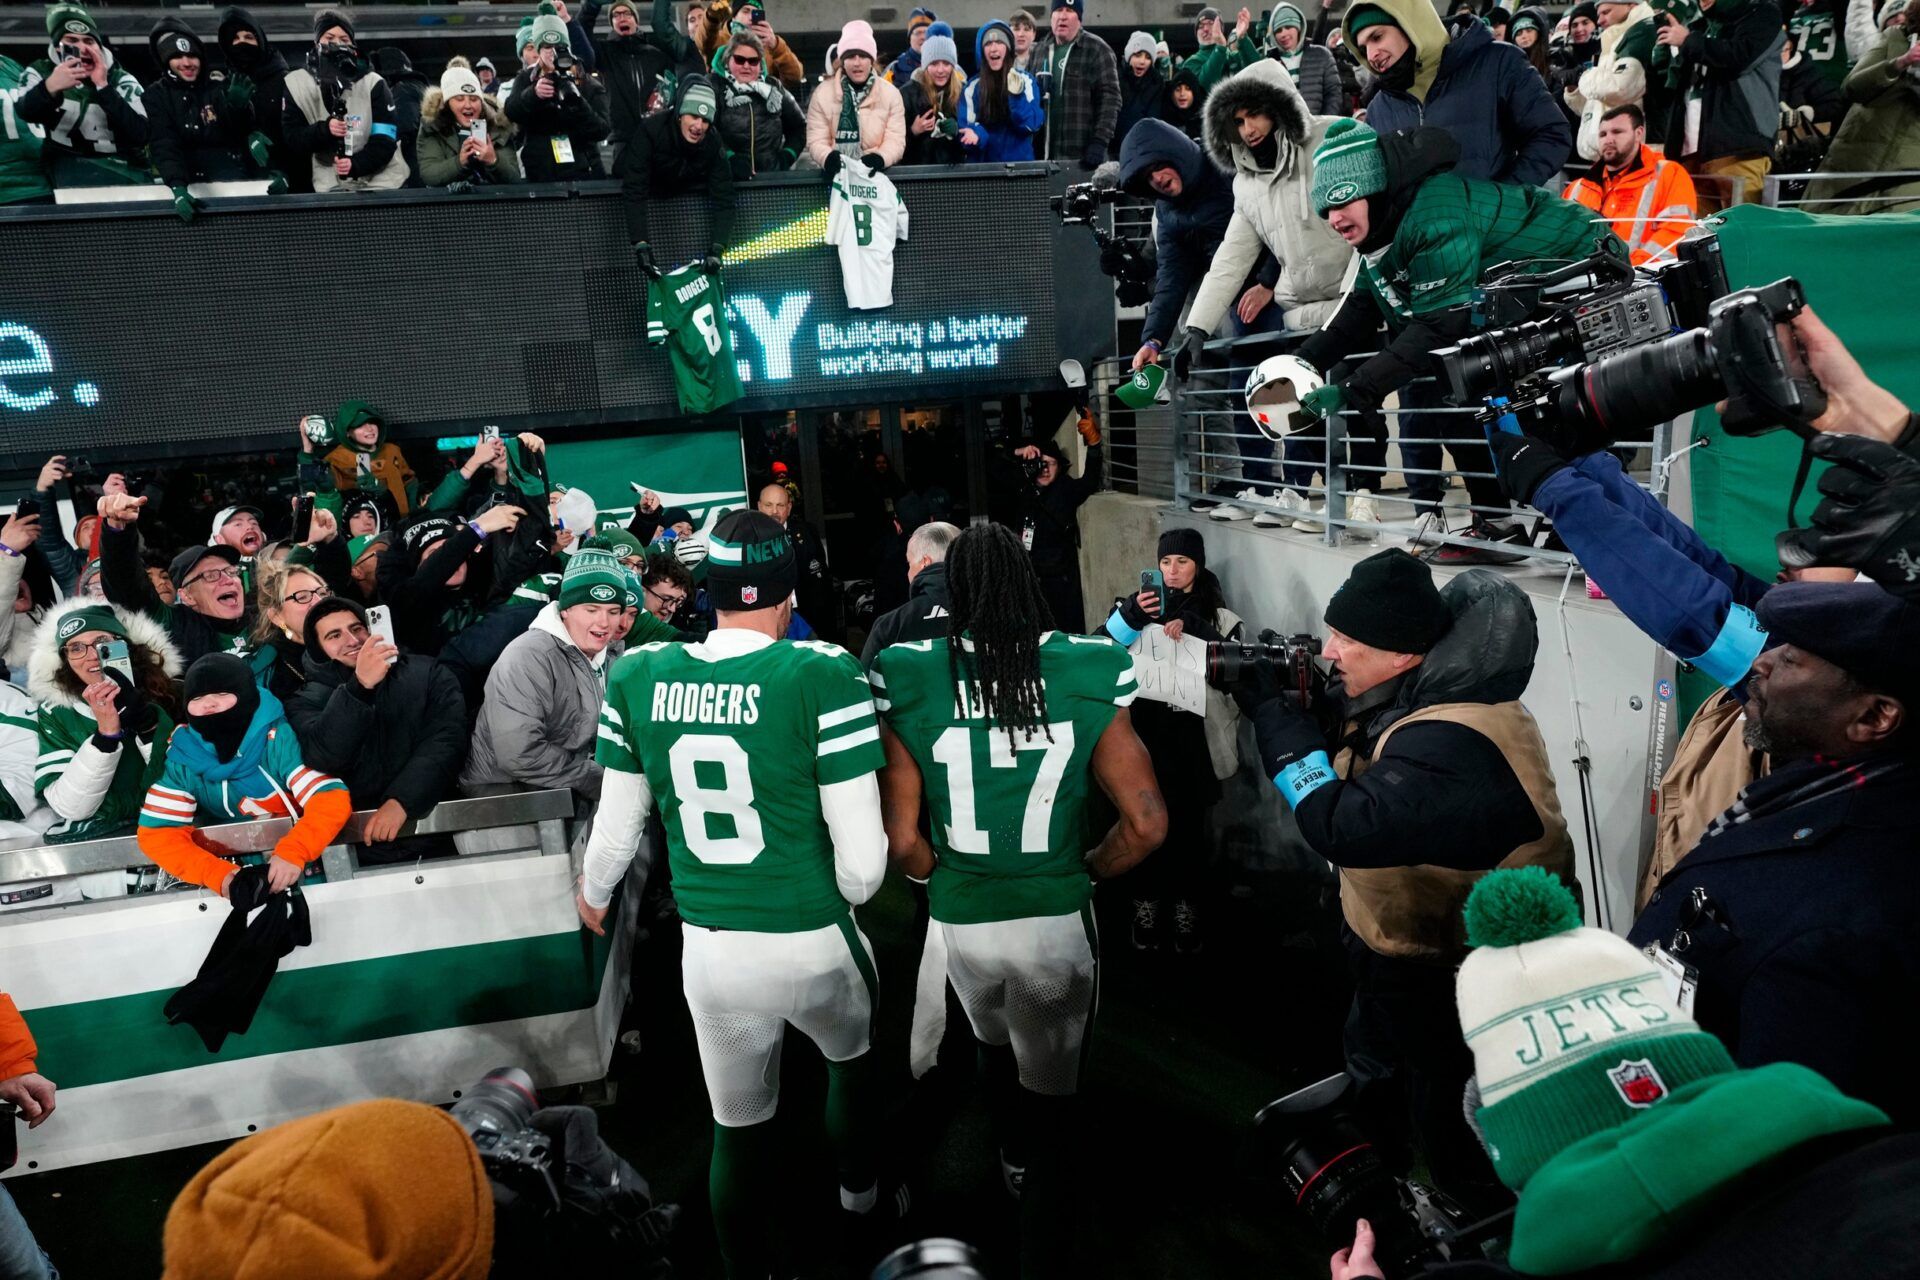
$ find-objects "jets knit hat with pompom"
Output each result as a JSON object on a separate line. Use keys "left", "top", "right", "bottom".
{"left": 1456, "top": 868, "right": 1736, "bottom": 1192}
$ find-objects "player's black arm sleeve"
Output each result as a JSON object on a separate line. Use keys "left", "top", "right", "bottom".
{"left": 1295, "top": 285, "right": 1385, "bottom": 375}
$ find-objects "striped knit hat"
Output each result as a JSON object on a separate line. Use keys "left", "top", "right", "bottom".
{"left": 705, "top": 509, "right": 794, "bottom": 611}
{"left": 1457, "top": 868, "right": 1736, "bottom": 1191}
{"left": 1311, "top": 117, "right": 1387, "bottom": 214}
{"left": 559, "top": 548, "right": 629, "bottom": 610}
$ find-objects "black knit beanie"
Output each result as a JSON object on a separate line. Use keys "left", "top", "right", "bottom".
{"left": 706, "top": 510, "right": 797, "bottom": 612}
{"left": 1157, "top": 526, "right": 1206, "bottom": 569}
{"left": 315, "top": 8, "right": 354, "bottom": 42}
{"left": 303, "top": 596, "right": 369, "bottom": 667}
{"left": 1323, "top": 549, "right": 1452, "bottom": 655}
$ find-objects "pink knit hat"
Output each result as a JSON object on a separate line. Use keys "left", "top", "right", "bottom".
{"left": 837, "top": 18, "right": 879, "bottom": 58}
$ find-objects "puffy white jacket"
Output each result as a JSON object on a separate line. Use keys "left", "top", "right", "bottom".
{"left": 1187, "top": 59, "right": 1354, "bottom": 337}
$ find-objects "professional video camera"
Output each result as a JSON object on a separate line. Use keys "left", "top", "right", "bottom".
{"left": 1254, "top": 1073, "right": 1511, "bottom": 1280}
{"left": 1050, "top": 180, "right": 1126, "bottom": 225}
{"left": 1051, "top": 179, "right": 1154, "bottom": 305}
{"left": 1433, "top": 231, "right": 1827, "bottom": 453}
{"left": 1205, "top": 630, "right": 1321, "bottom": 703}
{"left": 453, "top": 1066, "right": 680, "bottom": 1274}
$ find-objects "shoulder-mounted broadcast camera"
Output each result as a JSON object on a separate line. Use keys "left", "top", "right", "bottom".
{"left": 1434, "top": 231, "right": 1827, "bottom": 454}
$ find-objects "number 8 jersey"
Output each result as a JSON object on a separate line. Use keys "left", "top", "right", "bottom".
{"left": 826, "top": 160, "right": 909, "bottom": 310}
{"left": 595, "top": 638, "right": 885, "bottom": 932}
{"left": 646, "top": 263, "right": 745, "bottom": 416}
{"left": 871, "top": 633, "right": 1138, "bottom": 925}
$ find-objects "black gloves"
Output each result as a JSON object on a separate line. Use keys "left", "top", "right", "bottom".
{"left": 821, "top": 150, "right": 843, "bottom": 178}
{"left": 633, "top": 241, "right": 659, "bottom": 279}
{"left": 701, "top": 252, "right": 723, "bottom": 275}
{"left": 1776, "top": 432, "right": 1920, "bottom": 602}
{"left": 1116, "top": 592, "right": 1153, "bottom": 632}
{"left": 1230, "top": 653, "right": 1284, "bottom": 717}
{"left": 1080, "top": 140, "right": 1107, "bottom": 169}
{"left": 1170, "top": 326, "right": 1206, "bottom": 381}
{"left": 859, "top": 152, "right": 887, "bottom": 172}
{"left": 1487, "top": 431, "right": 1571, "bottom": 505}
{"left": 1099, "top": 242, "right": 1128, "bottom": 276}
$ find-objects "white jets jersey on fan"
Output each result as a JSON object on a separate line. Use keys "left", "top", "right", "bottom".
{"left": 827, "top": 159, "right": 910, "bottom": 310}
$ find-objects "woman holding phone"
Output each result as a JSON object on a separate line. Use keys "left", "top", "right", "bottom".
{"left": 28, "top": 600, "right": 181, "bottom": 850}
{"left": 1099, "top": 527, "right": 1245, "bottom": 954}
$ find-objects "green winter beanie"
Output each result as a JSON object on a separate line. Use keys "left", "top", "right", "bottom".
{"left": 46, "top": 3, "right": 99, "bottom": 41}
{"left": 53, "top": 603, "right": 128, "bottom": 647}
{"left": 559, "top": 548, "right": 628, "bottom": 610}
{"left": 1271, "top": 3, "right": 1306, "bottom": 33}
{"left": 1311, "top": 117, "right": 1388, "bottom": 215}
{"left": 1456, "top": 868, "right": 1738, "bottom": 1193}
{"left": 515, "top": 15, "right": 538, "bottom": 53}
{"left": 620, "top": 567, "right": 643, "bottom": 609}
{"left": 600, "top": 527, "right": 647, "bottom": 561}
{"left": 1344, "top": 4, "right": 1397, "bottom": 38}
{"left": 528, "top": 8, "right": 571, "bottom": 52}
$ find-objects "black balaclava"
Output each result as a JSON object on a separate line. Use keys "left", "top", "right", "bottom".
{"left": 184, "top": 653, "right": 261, "bottom": 763}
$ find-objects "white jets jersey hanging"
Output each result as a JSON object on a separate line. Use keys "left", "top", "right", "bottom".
{"left": 826, "top": 159, "right": 910, "bottom": 310}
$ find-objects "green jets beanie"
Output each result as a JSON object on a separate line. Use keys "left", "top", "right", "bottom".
{"left": 620, "top": 567, "right": 643, "bottom": 609}
{"left": 528, "top": 10, "right": 571, "bottom": 52}
{"left": 1344, "top": 4, "right": 1398, "bottom": 37}
{"left": 1457, "top": 868, "right": 1738, "bottom": 1193}
{"left": 559, "top": 548, "right": 628, "bottom": 610}
{"left": 678, "top": 76, "right": 718, "bottom": 121}
{"left": 46, "top": 3, "right": 99, "bottom": 41}
{"left": 53, "top": 603, "right": 128, "bottom": 646}
{"left": 1311, "top": 117, "right": 1387, "bottom": 215}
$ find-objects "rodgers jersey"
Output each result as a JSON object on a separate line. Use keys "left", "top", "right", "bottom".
{"left": 595, "top": 637, "right": 883, "bottom": 932}
{"left": 871, "top": 632, "right": 1138, "bottom": 925}
{"left": 647, "top": 263, "right": 745, "bottom": 415}
{"left": 826, "top": 160, "right": 909, "bottom": 310}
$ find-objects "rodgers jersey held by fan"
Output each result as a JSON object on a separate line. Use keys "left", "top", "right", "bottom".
{"left": 826, "top": 160, "right": 910, "bottom": 310}
{"left": 871, "top": 633, "right": 1137, "bottom": 925}
{"left": 646, "top": 263, "right": 745, "bottom": 415}
{"left": 595, "top": 638, "right": 884, "bottom": 931}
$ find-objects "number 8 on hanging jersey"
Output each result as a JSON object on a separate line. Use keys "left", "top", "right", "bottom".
{"left": 827, "top": 159, "right": 910, "bottom": 310}
{"left": 645, "top": 262, "right": 745, "bottom": 415}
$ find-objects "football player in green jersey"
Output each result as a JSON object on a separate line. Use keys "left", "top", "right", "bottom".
{"left": 577, "top": 510, "right": 901, "bottom": 1278}
{"left": 871, "top": 523, "right": 1166, "bottom": 1273}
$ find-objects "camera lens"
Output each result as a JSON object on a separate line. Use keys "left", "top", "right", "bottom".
{"left": 1552, "top": 327, "right": 1722, "bottom": 448}
{"left": 870, "top": 1239, "right": 989, "bottom": 1280}
{"left": 1440, "top": 315, "right": 1578, "bottom": 403}
{"left": 450, "top": 1065, "right": 540, "bottom": 1139}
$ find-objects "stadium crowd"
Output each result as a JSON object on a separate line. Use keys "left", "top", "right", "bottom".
{"left": 3, "top": 0, "right": 1920, "bottom": 1277}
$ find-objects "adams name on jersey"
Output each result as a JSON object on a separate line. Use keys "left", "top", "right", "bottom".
{"left": 595, "top": 637, "right": 884, "bottom": 932}
{"left": 871, "top": 632, "right": 1138, "bottom": 925}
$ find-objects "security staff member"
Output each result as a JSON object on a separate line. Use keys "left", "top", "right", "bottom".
{"left": 1628, "top": 582, "right": 1920, "bottom": 1126}
{"left": 1237, "top": 549, "right": 1576, "bottom": 1211}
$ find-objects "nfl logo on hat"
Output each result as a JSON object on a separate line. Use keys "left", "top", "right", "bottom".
{"left": 1607, "top": 1058, "right": 1668, "bottom": 1108}
{"left": 741, "top": 585, "right": 759, "bottom": 604}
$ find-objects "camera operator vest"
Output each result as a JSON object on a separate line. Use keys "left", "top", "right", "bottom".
{"left": 284, "top": 68, "right": 409, "bottom": 192}
{"left": 1335, "top": 699, "right": 1578, "bottom": 961}
{"left": 1640, "top": 686, "right": 1765, "bottom": 910}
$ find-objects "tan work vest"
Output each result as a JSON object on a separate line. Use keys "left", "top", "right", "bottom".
{"left": 1335, "top": 701, "right": 1579, "bottom": 961}
{"left": 1638, "top": 687, "right": 1766, "bottom": 909}
{"left": 284, "top": 68, "right": 410, "bottom": 192}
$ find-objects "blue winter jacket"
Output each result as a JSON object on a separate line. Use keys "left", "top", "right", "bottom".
{"left": 956, "top": 23, "right": 1044, "bottom": 162}
{"left": 1363, "top": 22, "right": 1571, "bottom": 188}
{"left": 1116, "top": 119, "right": 1235, "bottom": 347}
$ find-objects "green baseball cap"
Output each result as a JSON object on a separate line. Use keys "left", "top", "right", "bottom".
{"left": 1115, "top": 362, "right": 1171, "bottom": 409}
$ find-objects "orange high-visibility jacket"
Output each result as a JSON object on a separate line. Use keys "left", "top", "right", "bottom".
{"left": 1563, "top": 145, "right": 1698, "bottom": 267}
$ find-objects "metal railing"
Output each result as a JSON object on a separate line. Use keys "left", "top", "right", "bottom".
{"left": 1170, "top": 329, "right": 1676, "bottom": 567}
{"left": 0, "top": 787, "right": 577, "bottom": 910}
{"left": 1093, "top": 353, "right": 1177, "bottom": 500}
{"left": 1760, "top": 170, "right": 1920, "bottom": 210}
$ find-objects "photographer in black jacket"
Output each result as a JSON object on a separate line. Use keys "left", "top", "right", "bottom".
{"left": 504, "top": 12, "right": 612, "bottom": 181}
{"left": 1010, "top": 422, "right": 1102, "bottom": 632}
{"left": 1237, "top": 550, "right": 1575, "bottom": 1215}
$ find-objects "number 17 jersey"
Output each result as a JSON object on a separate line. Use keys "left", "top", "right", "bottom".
{"left": 871, "top": 633, "right": 1138, "bottom": 925}
{"left": 595, "top": 638, "right": 885, "bottom": 932}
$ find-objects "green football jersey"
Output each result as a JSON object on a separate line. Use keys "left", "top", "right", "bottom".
{"left": 1788, "top": 4, "right": 1849, "bottom": 90}
{"left": 595, "top": 636, "right": 883, "bottom": 932}
{"left": 646, "top": 263, "right": 745, "bottom": 416}
{"left": 871, "top": 632, "right": 1139, "bottom": 925}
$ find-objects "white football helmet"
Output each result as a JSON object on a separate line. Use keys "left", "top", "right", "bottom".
{"left": 1244, "top": 355, "right": 1324, "bottom": 442}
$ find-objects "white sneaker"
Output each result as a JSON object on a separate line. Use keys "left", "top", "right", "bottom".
{"left": 1250, "top": 490, "right": 1289, "bottom": 527}
{"left": 1344, "top": 489, "right": 1382, "bottom": 539}
{"left": 1209, "top": 500, "right": 1254, "bottom": 521}
{"left": 1278, "top": 488, "right": 1325, "bottom": 532}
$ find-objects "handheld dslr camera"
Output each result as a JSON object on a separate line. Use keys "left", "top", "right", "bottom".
{"left": 1434, "top": 231, "right": 1827, "bottom": 454}
{"left": 450, "top": 1066, "right": 561, "bottom": 1208}
{"left": 1050, "top": 180, "right": 1126, "bottom": 226}
{"left": 1256, "top": 1073, "right": 1511, "bottom": 1279}
{"left": 1205, "top": 631, "right": 1321, "bottom": 703}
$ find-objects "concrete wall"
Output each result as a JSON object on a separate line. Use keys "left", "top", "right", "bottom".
{"left": 1077, "top": 492, "right": 1679, "bottom": 934}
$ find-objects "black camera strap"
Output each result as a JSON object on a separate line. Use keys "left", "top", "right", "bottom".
{"left": 1784, "top": 437, "right": 1815, "bottom": 531}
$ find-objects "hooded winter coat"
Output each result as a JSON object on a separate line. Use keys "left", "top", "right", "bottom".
{"left": 1116, "top": 120, "right": 1237, "bottom": 347}
{"left": 503, "top": 62, "right": 612, "bottom": 181}
{"left": 1346, "top": 0, "right": 1571, "bottom": 186}
{"left": 416, "top": 83, "right": 522, "bottom": 186}
{"left": 1297, "top": 127, "right": 1621, "bottom": 412}
{"left": 286, "top": 649, "right": 468, "bottom": 818}
{"left": 1187, "top": 60, "right": 1354, "bottom": 337}
{"left": 1161, "top": 65, "right": 1209, "bottom": 139}
{"left": 136, "top": 686, "right": 352, "bottom": 893}
{"left": 620, "top": 76, "right": 735, "bottom": 249}
{"left": 1267, "top": 4, "right": 1346, "bottom": 115}
{"left": 1804, "top": 24, "right": 1920, "bottom": 214}
{"left": 29, "top": 598, "right": 181, "bottom": 844}
{"left": 217, "top": 7, "right": 292, "bottom": 181}
{"left": 715, "top": 37, "right": 806, "bottom": 177}
{"left": 143, "top": 23, "right": 257, "bottom": 187}
{"left": 16, "top": 38, "right": 149, "bottom": 186}
{"left": 956, "top": 24, "right": 1044, "bottom": 161}
{"left": 805, "top": 67, "right": 908, "bottom": 167}
{"left": 305, "top": 400, "right": 419, "bottom": 518}
{"left": 1656, "top": 0, "right": 1786, "bottom": 165}
{"left": 1570, "top": 2, "right": 1666, "bottom": 157}
{"left": 459, "top": 603, "right": 609, "bottom": 800}
{"left": 1114, "top": 57, "right": 1170, "bottom": 152}
{"left": 370, "top": 47, "right": 428, "bottom": 187}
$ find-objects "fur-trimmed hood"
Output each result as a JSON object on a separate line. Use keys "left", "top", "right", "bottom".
{"left": 1202, "top": 57, "right": 1313, "bottom": 176}
{"left": 27, "top": 597, "right": 184, "bottom": 711}
{"left": 421, "top": 85, "right": 514, "bottom": 136}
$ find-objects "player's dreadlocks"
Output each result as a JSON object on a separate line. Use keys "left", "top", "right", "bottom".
{"left": 946, "top": 522, "right": 1053, "bottom": 741}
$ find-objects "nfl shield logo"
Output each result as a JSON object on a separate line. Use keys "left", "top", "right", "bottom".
{"left": 1608, "top": 1059, "right": 1668, "bottom": 1109}
{"left": 741, "top": 585, "right": 759, "bottom": 604}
